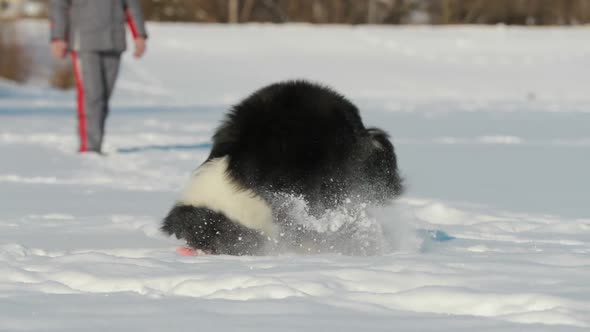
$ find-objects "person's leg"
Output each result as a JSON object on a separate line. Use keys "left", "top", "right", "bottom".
{"left": 71, "top": 51, "right": 106, "bottom": 153}
{"left": 98, "top": 51, "right": 122, "bottom": 142}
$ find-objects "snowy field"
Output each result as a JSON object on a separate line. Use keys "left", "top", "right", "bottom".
{"left": 1, "top": 21, "right": 589, "bottom": 331}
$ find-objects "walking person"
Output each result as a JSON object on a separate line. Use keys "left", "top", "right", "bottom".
{"left": 50, "top": 0, "right": 148, "bottom": 154}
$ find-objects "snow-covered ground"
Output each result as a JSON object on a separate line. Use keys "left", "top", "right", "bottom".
{"left": 1, "top": 21, "right": 589, "bottom": 331}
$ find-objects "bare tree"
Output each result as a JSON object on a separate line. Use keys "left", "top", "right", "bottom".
{"left": 0, "top": 21, "right": 32, "bottom": 83}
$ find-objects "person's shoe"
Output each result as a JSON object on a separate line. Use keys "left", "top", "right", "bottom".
{"left": 79, "top": 149, "right": 107, "bottom": 156}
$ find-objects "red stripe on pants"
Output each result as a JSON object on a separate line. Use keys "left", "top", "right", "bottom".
{"left": 126, "top": 10, "right": 139, "bottom": 39}
{"left": 71, "top": 51, "right": 88, "bottom": 152}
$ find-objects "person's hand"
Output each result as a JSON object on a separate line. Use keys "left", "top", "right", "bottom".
{"left": 133, "top": 37, "right": 146, "bottom": 58}
{"left": 51, "top": 39, "right": 68, "bottom": 59}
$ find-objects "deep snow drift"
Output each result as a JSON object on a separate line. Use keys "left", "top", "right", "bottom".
{"left": 0, "top": 21, "right": 589, "bottom": 331}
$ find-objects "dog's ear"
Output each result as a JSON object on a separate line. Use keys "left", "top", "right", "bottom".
{"left": 363, "top": 128, "right": 404, "bottom": 201}
{"left": 367, "top": 128, "right": 393, "bottom": 152}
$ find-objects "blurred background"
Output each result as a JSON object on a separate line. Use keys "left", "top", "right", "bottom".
{"left": 2, "top": 0, "right": 590, "bottom": 86}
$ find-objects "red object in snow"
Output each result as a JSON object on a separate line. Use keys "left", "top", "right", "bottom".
{"left": 176, "top": 247, "right": 212, "bottom": 256}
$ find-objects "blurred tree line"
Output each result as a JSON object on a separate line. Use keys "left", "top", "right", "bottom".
{"left": 141, "top": 0, "right": 590, "bottom": 25}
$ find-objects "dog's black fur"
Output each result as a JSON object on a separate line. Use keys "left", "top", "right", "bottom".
{"left": 163, "top": 205, "right": 267, "bottom": 255}
{"left": 162, "top": 80, "right": 403, "bottom": 255}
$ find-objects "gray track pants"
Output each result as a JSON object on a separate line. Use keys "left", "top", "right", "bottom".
{"left": 72, "top": 51, "right": 121, "bottom": 153}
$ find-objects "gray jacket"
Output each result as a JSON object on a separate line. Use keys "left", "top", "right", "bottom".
{"left": 50, "top": 0, "right": 148, "bottom": 52}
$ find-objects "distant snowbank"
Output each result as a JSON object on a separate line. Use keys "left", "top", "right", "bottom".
{"left": 7, "top": 20, "right": 590, "bottom": 109}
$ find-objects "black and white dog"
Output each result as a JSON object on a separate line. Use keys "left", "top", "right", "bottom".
{"left": 162, "top": 81, "right": 403, "bottom": 255}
